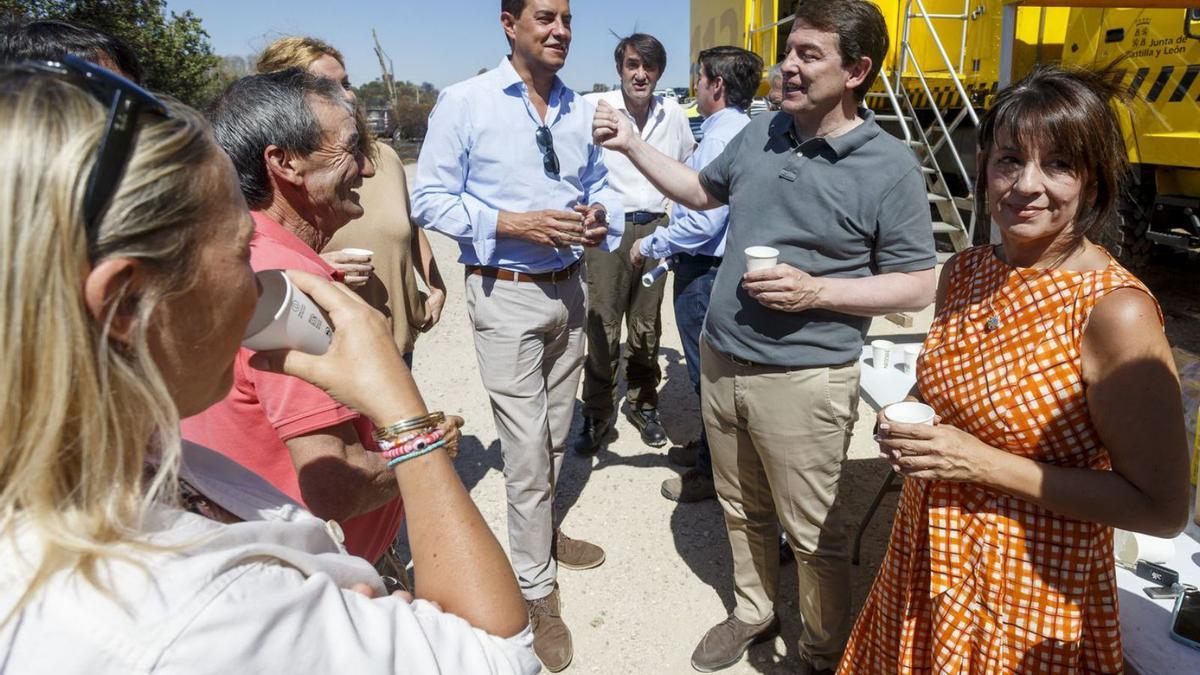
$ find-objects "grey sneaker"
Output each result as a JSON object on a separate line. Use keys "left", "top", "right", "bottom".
{"left": 554, "top": 531, "right": 606, "bottom": 570}
{"left": 662, "top": 468, "right": 717, "bottom": 503}
{"left": 526, "top": 586, "right": 572, "bottom": 672}
{"left": 691, "top": 613, "right": 780, "bottom": 672}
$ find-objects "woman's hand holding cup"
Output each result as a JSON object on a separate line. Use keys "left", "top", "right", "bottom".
{"left": 247, "top": 270, "right": 423, "bottom": 426}
{"left": 878, "top": 402, "right": 994, "bottom": 483}
{"left": 320, "top": 248, "right": 374, "bottom": 288}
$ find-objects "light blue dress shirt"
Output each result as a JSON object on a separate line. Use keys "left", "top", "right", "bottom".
{"left": 412, "top": 58, "right": 624, "bottom": 273}
{"left": 639, "top": 107, "right": 750, "bottom": 259}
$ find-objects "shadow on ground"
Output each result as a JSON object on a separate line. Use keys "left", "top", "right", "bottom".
{"left": 658, "top": 456, "right": 903, "bottom": 674}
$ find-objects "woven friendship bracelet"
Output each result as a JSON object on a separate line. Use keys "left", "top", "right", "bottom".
{"left": 373, "top": 411, "right": 445, "bottom": 442}
{"left": 380, "top": 427, "right": 446, "bottom": 460}
{"left": 386, "top": 438, "right": 447, "bottom": 469}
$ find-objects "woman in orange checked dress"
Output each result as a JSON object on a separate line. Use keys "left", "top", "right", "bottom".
{"left": 838, "top": 66, "right": 1191, "bottom": 674}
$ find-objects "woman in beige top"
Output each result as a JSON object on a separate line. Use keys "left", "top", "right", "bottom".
{"left": 258, "top": 36, "right": 446, "bottom": 363}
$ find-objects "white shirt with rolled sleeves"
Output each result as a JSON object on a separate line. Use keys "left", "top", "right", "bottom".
{"left": 0, "top": 484, "right": 538, "bottom": 674}
{"left": 582, "top": 89, "right": 694, "bottom": 213}
{"left": 412, "top": 57, "right": 623, "bottom": 273}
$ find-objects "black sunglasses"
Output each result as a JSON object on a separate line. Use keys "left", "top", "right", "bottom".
{"left": 23, "top": 54, "right": 169, "bottom": 238}
{"left": 535, "top": 125, "right": 560, "bottom": 176}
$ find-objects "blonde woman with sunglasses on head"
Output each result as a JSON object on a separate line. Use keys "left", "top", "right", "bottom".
{"left": 0, "top": 60, "right": 536, "bottom": 674}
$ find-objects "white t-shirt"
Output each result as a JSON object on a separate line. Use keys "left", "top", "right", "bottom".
{"left": 0, "top": 450, "right": 538, "bottom": 674}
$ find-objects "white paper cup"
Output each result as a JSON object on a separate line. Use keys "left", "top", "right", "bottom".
{"left": 1114, "top": 528, "right": 1175, "bottom": 567}
{"left": 339, "top": 247, "right": 374, "bottom": 259}
{"left": 882, "top": 401, "right": 935, "bottom": 425}
{"left": 241, "top": 269, "right": 333, "bottom": 356}
{"left": 871, "top": 339, "right": 895, "bottom": 369}
{"left": 903, "top": 344, "right": 922, "bottom": 373}
{"left": 744, "top": 246, "right": 779, "bottom": 272}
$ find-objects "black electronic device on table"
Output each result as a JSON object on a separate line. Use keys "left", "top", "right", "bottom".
{"left": 1170, "top": 586, "right": 1200, "bottom": 652}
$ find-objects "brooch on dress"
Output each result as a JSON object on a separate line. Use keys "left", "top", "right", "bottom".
{"left": 986, "top": 316, "right": 1001, "bottom": 331}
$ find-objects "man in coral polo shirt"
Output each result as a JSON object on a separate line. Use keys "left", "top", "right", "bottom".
{"left": 182, "top": 69, "right": 401, "bottom": 563}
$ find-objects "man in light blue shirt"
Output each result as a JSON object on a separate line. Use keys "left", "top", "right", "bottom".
{"left": 629, "top": 47, "right": 758, "bottom": 504}
{"left": 411, "top": 1, "right": 621, "bottom": 670}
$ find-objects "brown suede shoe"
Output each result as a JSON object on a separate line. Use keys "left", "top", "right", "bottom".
{"left": 691, "top": 613, "right": 780, "bottom": 672}
{"left": 554, "top": 531, "right": 605, "bottom": 570}
{"left": 661, "top": 468, "right": 717, "bottom": 503}
{"left": 526, "top": 586, "right": 572, "bottom": 672}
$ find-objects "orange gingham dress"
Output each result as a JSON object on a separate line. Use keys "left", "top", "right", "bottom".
{"left": 839, "top": 245, "right": 1160, "bottom": 674}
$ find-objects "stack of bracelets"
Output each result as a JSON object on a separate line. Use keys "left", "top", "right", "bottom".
{"left": 373, "top": 411, "right": 447, "bottom": 469}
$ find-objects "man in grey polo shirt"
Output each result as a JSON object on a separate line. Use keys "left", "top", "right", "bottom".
{"left": 593, "top": 1, "right": 935, "bottom": 671}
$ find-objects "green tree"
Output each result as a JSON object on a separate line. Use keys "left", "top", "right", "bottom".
{"left": 2, "top": 0, "right": 222, "bottom": 107}
{"left": 353, "top": 79, "right": 393, "bottom": 108}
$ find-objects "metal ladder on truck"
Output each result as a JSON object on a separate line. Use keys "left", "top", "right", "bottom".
{"left": 867, "top": 0, "right": 981, "bottom": 261}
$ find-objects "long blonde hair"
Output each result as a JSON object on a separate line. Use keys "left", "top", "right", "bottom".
{"left": 0, "top": 67, "right": 218, "bottom": 614}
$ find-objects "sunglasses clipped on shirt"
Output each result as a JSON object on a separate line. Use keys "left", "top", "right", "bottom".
{"left": 21, "top": 53, "right": 170, "bottom": 242}
{"left": 535, "top": 125, "right": 560, "bottom": 176}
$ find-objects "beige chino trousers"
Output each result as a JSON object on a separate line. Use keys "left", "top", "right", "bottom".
{"left": 700, "top": 338, "right": 860, "bottom": 671}
{"left": 465, "top": 271, "right": 586, "bottom": 601}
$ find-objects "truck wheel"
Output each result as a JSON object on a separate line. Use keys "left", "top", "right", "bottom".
{"left": 1101, "top": 172, "right": 1156, "bottom": 270}
{"left": 1104, "top": 214, "right": 1153, "bottom": 269}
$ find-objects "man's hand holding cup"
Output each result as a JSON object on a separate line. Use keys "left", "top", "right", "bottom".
{"left": 741, "top": 249, "right": 825, "bottom": 313}
{"left": 499, "top": 209, "right": 585, "bottom": 248}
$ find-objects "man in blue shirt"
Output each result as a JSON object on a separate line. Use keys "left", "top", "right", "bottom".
{"left": 412, "top": 1, "right": 622, "bottom": 670}
{"left": 629, "top": 47, "right": 758, "bottom": 504}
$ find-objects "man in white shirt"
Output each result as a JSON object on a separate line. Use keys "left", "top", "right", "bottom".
{"left": 578, "top": 33, "right": 694, "bottom": 453}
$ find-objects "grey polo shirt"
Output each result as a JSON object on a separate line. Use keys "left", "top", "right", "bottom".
{"left": 698, "top": 109, "right": 936, "bottom": 368}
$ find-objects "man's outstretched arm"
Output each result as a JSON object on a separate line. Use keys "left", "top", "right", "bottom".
{"left": 592, "top": 100, "right": 721, "bottom": 211}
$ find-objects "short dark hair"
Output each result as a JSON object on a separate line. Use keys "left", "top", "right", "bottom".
{"left": 0, "top": 19, "right": 143, "bottom": 84}
{"left": 791, "top": 0, "right": 888, "bottom": 102}
{"left": 975, "top": 65, "right": 1129, "bottom": 247}
{"left": 614, "top": 33, "right": 666, "bottom": 74}
{"left": 207, "top": 68, "right": 353, "bottom": 209}
{"left": 698, "top": 46, "right": 763, "bottom": 111}
{"left": 501, "top": 0, "right": 528, "bottom": 19}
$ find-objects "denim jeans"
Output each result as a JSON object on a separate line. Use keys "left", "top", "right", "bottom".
{"left": 671, "top": 253, "right": 720, "bottom": 475}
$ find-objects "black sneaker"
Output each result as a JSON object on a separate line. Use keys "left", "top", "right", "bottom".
{"left": 667, "top": 439, "right": 702, "bottom": 467}
{"left": 573, "top": 416, "right": 610, "bottom": 455}
{"left": 628, "top": 408, "right": 668, "bottom": 448}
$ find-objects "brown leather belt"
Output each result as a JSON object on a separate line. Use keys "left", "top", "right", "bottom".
{"left": 466, "top": 260, "right": 580, "bottom": 283}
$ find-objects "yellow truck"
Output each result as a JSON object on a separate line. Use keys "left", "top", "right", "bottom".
{"left": 690, "top": 1, "right": 1200, "bottom": 263}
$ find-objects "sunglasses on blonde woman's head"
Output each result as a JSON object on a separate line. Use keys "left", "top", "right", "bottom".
{"left": 22, "top": 54, "right": 169, "bottom": 240}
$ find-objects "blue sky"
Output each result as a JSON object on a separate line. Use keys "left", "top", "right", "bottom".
{"left": 165, "top": 0, "right": 693, "bottom": 91}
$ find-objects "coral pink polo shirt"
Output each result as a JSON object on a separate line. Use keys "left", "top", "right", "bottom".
{"left": 182, "top": 211, "right": 403, "bottom": 562}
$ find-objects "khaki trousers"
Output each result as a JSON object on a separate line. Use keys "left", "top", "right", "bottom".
{"left": 581, "top": 215, "right": 668, "bottom": 417}
{"left": 465, "top": 271, "right": 586, "bottom": 600}
{"left": 700, "top": 338, "right": 860, "bottom": 670}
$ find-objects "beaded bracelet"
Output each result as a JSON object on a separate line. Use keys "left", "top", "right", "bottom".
{"left": 377, "top": 427, "right": 436, "bottom": 453}
{"left": 386, "top": 438, "right": 447, "bottom": 469}
{"left": 380, "top": 427, "right": 446, "bottom": 460}
{"left": 373, "top": 411, "right": 445, "bottom": 442}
